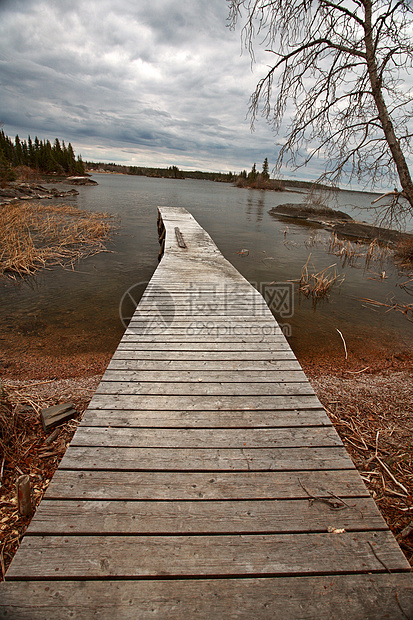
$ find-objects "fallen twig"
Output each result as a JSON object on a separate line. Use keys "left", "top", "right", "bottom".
{"left": 375, "top": 456, "right": 410, "bottom": 497}
{"left": 336, "top": 328, "right": 348, "bottom": 360}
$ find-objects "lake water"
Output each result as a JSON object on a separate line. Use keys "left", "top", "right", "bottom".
{"left": 1, "top": 173, "right": 412, "bottom": 365}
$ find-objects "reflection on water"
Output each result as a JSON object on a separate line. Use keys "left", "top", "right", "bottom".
{"left": 0, "top": 174, "right": 412, "bottom": 364}
{"left": 246, "top": 193, "right": 266, "bottom": 223}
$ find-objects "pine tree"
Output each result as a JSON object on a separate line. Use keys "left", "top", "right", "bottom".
{"left": 248, "top": 163, "right": 257, "bottom": 183}
{"left": 14, "top": 135, "right": 23, "bottom": 166}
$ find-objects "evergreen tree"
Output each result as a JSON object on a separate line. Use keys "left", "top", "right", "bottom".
{"left": 14, "top": 135, "right": 23, "bottom": 166}
{"left": 248, "top": 163, "right": 257, "bottom": 183}
{"left": 76, "top": 155, "right": 85, "bottom": 175}
{"left": 0, "top": 146, "right": 16, "bottom": 185}
{"left": 27, "top": 136, "right": 34, "bottom": 167}
{"left": 262, "top": 157, "right": 269, "bottom": 181}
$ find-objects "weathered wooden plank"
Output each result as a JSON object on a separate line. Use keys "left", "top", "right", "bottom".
{"left": 28, "top": 497, "right": 386, "bottom": 535}
{"left": 127, "top": 310, "right": 276, "bottom": 319}
{"left": 137, "top": 297, "right": 267, "bottom": 303}
{"left": 80, "top": 408, "right": 331, "bottom": 428}
{"left": 88, "top": 393, "right": 322, "bottom": 410}
{"left": 132, "top": 308, "right": 274, "bottom": 316}
{"left": 101, "top": 369, "right": 308, "bottom": 383}
{"left": 174, "top": 226, "right": 187, "bottom": 248}
{"left": 2, "top": 574, "right": 412, "bottom": 619}
{"left": 141, "top": 286, "right": 262, "bottom": 293}
{"left": 118, "top": 339, "right": 289, "bottom": 348}
{"left": 122, "top": 326, "right": 280, "bottom": 336}
{"left": 134, "top": 306, "right": 274, "bottom": 316}
{"left": 71, "top": 427, "right": 342, "bottom": 448}
{"left": 140, "top": 292, "right": 265, "bottom": 298}
{"left": 94, "top": 380, "right": 315, "bottom": 397}
{"left": 111, "top": 350, "right": 297, "bottom": 361}
{"left": 122, "top": 332, "right": 285, "bottom": 340}
{"left": 116, "top": 342, "right": 291, "bottom": 350}
{"left": 106, "top": 358, "right": 303, "bottom": 371}
{"left": 129, "top": 313, "right": 276, "bottom": 322}
{"left": 102, "top": 364, "right": 307, "bottom": 383}
{"left": 40, "top": 403, "right": 77, "bottom": 432}
{"left": 42, "top": 469, "right": 371, "bottom": 500}
{"left": 7, "top": 531, "right": 410, "bottom": 579}
{"left": 59, "top": 446, "right": 354, "bottom": 471}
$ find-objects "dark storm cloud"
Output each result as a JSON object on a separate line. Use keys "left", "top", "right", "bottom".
{"left": 0, "top": 0, "right": 290, "bottom": 173}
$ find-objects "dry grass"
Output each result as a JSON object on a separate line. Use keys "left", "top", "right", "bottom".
{"left": 0, "top": 377, "right": 100, "bottom": 580}
{"left": 395, "top": 239, "right": 413, "bottom": 268}
{"left": 296, "top": 254, "right": 344, "bottom": 300}
{"left": 328, "top": 233, "right": 392, "bottom": 268}
{"left": 329, "top": 234, "right": 363, "bottom": 266}
{"left": 309, "top": 369, "right": 413, "bottom": 566}
{"left": 0, "top": 202, "right": 116, "bottom": 278}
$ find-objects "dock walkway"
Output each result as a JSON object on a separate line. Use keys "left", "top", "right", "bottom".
{"left": 1, "top": 207, "right": 412, "bottom": 618}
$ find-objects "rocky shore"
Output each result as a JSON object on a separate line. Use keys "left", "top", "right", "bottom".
{"left": 269, "top": 203, "right": 413, "bottom": 245}
{"left": 0, "top": 177, "right": 98, "bottom": 206}
{"left": 0, "top": 182, "right": 78, "bottom": 206}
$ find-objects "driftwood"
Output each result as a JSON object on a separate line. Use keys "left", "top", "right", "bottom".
{"left": 16, "top": 474, "right": 32, "bottom": 517}
{"left": 174, "top": 227, "right": 187, "bottom": 248}
{"left": 40, "top": 403, "right": 77, "bottom": 432}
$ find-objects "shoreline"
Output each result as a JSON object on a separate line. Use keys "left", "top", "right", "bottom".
{"left": 1, "top": 347, "right": 412, "bottom": 580}
{"left": 1, "top": 332, "right": 412, "bottom": 380}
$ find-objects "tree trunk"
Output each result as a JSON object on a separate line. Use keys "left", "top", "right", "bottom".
{"left": 364, "top": 0, "right": 413, "bottom": 210}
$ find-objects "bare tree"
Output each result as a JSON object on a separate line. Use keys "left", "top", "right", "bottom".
{"left": 228, "top": 0, "right": 413, "bottom": 216}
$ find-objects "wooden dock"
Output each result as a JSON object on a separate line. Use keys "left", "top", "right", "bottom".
{"left": 1, "top": 207, "right": 412, "bottom": 618}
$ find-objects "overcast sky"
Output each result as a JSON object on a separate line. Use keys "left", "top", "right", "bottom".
{"left": 0, "top": 0, "right": 297, "bottom": 175}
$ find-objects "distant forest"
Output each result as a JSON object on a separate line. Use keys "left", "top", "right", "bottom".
{"left": 0, "top": 131, "right": 85, "bottom": 181}
{"left": 0, "top": 129, "right": 333, "bottom": 192}
{"left": 86, "top": 161, "right": 333, "bottom": 192}
{"left": 86, "top": 161, "right": 235, "bottom": 183}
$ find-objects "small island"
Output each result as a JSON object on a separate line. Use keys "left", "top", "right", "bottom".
{"left": 269, "top": 203, "right": 413, "bottom": 246}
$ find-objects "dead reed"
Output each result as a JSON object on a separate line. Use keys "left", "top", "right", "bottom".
{"left": 329, "top": 233, "right": 391, "bottom": 268}
{"left": 297, "top": 254, "right": 344, "bottom": 300}
{"left": 0, "top": 202, "right": 116, "bottom": 278}
{"left": 394, "top": 239, "right": 413, "bottom": 268}
{"left": 359, "top": 297, "right": 413, "bottom": 323}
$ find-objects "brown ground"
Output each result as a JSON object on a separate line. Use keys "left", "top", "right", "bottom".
{"left": 0, "top": 348, "right": 412, "bottom": 580}
{"left": 304, "top": 358, "right": 413, "bottom": 568}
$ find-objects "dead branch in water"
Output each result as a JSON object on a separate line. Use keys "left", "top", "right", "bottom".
{"left": 359, "top": 297, "right": 413, "bottom": 323}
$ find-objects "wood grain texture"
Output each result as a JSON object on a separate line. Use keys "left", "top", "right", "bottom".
{"left": 58, "top": 446, "right": 354, "bottom": 471}
{"left": 94, "top": 380, "right": 315, "bottom": 397}
{"left": 2, "top": 575, "right": 413, "bottom": 620}
{"left": 71, "top": 426, "right": 342, "bottom": 448}
{"left": 111, "top": 350, "right": 298, "bottom": 361}
{"left": 88, "top": 393, "right": 322, "bottom": 411}
{"left": 43, "top": 469, "right": 371, "bottom": 500}
{"left": 7, "top": 531, "right": 410, "bottom": 579}
{"left": 28, "top": 498, "right": 386, "bottom": 535}
{"left": 80, "top": 408, "right": 331, "bottom": 427}
{"left": 116, "top": 341, "right": 293, "bottom": 350}
{"left": 106, "top": 358, "right": 303, "bottom": 371}
{"left": 101, "top": 369, "right": 308, "bottom": 382}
